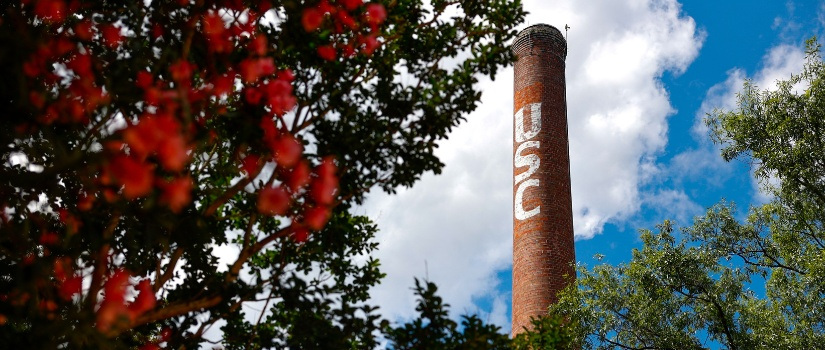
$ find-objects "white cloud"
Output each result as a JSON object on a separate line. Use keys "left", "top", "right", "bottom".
{"left": 678, "top": 43, "right": 807, "bottom": 203}
{"left": 539, "top": 0, "right": 704, "bottom": 239}
{"left": 362, "top": 0, "right": 705, "bottom": 332}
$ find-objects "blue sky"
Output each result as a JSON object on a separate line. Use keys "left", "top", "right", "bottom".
{"left": 360, "top": 0, "right": 825, "bottom": 335}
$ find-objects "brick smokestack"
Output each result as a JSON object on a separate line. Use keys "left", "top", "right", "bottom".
{"left": 511, "top": 24, "right": 575, "bottom": 336}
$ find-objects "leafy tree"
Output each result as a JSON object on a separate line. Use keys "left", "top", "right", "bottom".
{"left": 384, "top": 279, "right": 512, "bottom": 350}
{"left": 552, "top": 39, "right": 825, "bottom": 349}
{"left": 0, "top": 0, "right": 525, "bottom": 348}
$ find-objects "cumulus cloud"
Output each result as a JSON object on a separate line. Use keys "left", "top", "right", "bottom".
{"left": 674, "top": 43, "right": 806, "bottom": 203}
{"left": 362, "top": 0, "right": 705, "bottom": 331}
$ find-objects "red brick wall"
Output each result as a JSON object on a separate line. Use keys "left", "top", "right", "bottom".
{"left": 511, "top": 24, "right": 575, "bottom": 336}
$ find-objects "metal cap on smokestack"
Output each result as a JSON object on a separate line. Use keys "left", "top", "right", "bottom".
{"left": 511, "top": 24, "right": 575, "bottom": 336}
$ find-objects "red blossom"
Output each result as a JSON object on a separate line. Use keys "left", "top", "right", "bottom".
{"left": 103, "top": 269, "right": 130, "bottom": 304}
{"left": 365, "top": 3, "right": 387, "bottom": 27}
{"left": 341, "top": 43, "right": 355, "bottom": 57}
{"left": 203, "top": 12, "right": 225, "bottom": 36}
{"left": 302, "top": 8, "right": 324, "bottom": 32}
{"left": 136, "top": 71, "right": 154, "bottom": 89}
{"left": 249, "top": 36, "right": 268, "bottom": 56}
{"left": 336, "top": 11, "right": 358, "bottom": 30}
{"left": 67, "top": 53, "right": 93, "bottom": 77}
{"left": 244, "top": 87, "right": 264, "bottom": 105}
{"left": 257, "top": 186, "right": 291, "bottom": 216}
{"left": 265, "top": 79, "right": 296, "bottom": 115}
{"left": 97, "top": 301, "right": 130, "bottom": 333}
{"left": 78, "top": 192, "right": 95, "bottom": 211}
{"left": 362, "top": 34, "right": 381, "bottom": 55}
{"left": 277, "top": 69, "right": 295, "bottom": 82}
{"left": 240, "top": 58, "right": 274, "bottom": 83}
{"left": 292, "top": 225, "right": 310, "bottom": 243}
{"left": 75, "top": 20, "right": 93, "bottom": 40}
{"left": 159, "top": 176, "right": 192, "bottom": 212}
{"left": 317, "top": 45, "right": 336, "bottom": 61}
{"left": 212, "top": 73, "right": 235, "bottom": 96}
{"left": 34, "top": 0, "right": 67, "bottom": 23}
{"left": 317, "top": 0, "right": 334, "bottom": 14}
{"left": 310, "top": 158, "right": 338, "bottom": 205}
{"left": 272, "top": 134, "right": 303, "bottom": 169}
{"left": 128, "top": 280, "right": 156, "bottom": 314}
{"left": 241, "top": 154, "right": 262, "bottom": 177}
{"left": 157, "top": 135, "right": 190, "bottom": 172}
{"left": 58, "top": 208, "right": 82, "bottom": 234}
{"left": 39, "top": 232, "right": 59, "bottom": 245}
{"left": 341, "top": 0, "right": 363, "bottom": 11}
{"left": 286, "top": 160, "right": 311, "bottom": 191}
{"left": 169, "top": 60, "right": 194, "bottom": 83}
{"left": 29, "top": 91, "right": 45, "bottom": 109}
{"left": 304, "top": 206, "right": 331, "bottom": 230}
{"left": 58, "top": 276, "right": 82, "bottom": 300}
{"left": 108, "top": 155, "right": 154, "bottom": 199}
{"left": 101, "top": 24, "right": 123, "bottom": 49}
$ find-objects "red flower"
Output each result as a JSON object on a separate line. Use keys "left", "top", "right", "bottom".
{"left": 277, "top": 69, "right": 295, "bottom": 82}
{"left": 362, "top": 34, "right": 381, "bottom": 55}
{"left": 109, "top": 155, "right": 154, "bottom": 199}
{"left": 136, "top": 71, "right": 154, "bottom": 89}
{"left": 273, "top": 134, "right": 303, "bottom": 169}
{"left": 103, "top": 269, "right": 130, "bottom": 304}
{"left": 286, "top": 160, "right": 311, "bottom": 191}
{"left": 67, "top": 53, "right": 93, "bottom": 77}
{"left": 39, "top": 232, "right": 59, "bottom": 246}
{"left": 317, "top": 45, "right": 336, "bottom": 61}
{"left": 159, "top": 176, "right": 192, "bottom": 213}
{"left": 240, "top": 58, "right": 274, "bottom": 83}
{"left": 58, "top": 276, "right": 82, "bottom": 300}
{"left": 249, "top": 36, "right": 268, "bottom": 56}
{"left": 257, "top": 186, "right": 291, "bottom": 216}
{"left": 157, "top": 135, "right": 190, "bottom": 172}
{"left": 75, "top": 20, "right": 93, "bottom": 40}
{"left": 241, "top": 154, "right": 262, "bottom": 177}
{"left": 97, "top": 301, "right": 130, "bottom": 333}
{"left": 310, "top": 158, "right": 338, "bottom": 205}
{"left": 365, "top": 3, "right": 387, "bottom": 27}
{"left": 302, "top": 8, "right": 324, "bottom": 32}
{"left": 341, "top": 0, "right": 363, "bottom": 11}
{"left": 304, "top": 206, "right": 331, "bottom": 231}
{"left": 169, "top": 60, "right": 194, "bottom": 82}
{"left": 128, "top": 280, "right": 156, "bottom": 314}
{"left": 78, "top": 192, "right": 95, "bottom": 211}
{"left": 203, "top": 12, "right": 225, "bottom": 36}
{"left": 212, "top": 73, "right": 235, "bottom": 96}
{"left": 34, "top": 0, "right": 66, "bottom": 23}
{"left": 336, "top": 11, "right": 358, "bottom": 30}
{"left": 292, "top": 225, "right": 310, "bottom": 243}
{"left": 265, "top": 79, "right": 296, "bottom": 115}
{"left": 101, "top": 24, "right": 123, "bottom": 49}
{"left": 244, "top": 87, "right": 264, "bottom": 105}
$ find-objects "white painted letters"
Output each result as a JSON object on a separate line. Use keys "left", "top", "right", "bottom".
{"left": 515, "top": 103, "right": 541, "bottom": 143}
{"left": 514, "top": 141, "right": 539, "bottom": 185}
{"left": 513, "top": 103, "right": 542, "bottom": 221}
{"left": 515, "top": 179, "right": 540, "bottom": 220}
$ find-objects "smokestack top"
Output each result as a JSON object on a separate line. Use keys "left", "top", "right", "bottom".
{"left": 512, "top": 24, "right": 567, "bottom": 60}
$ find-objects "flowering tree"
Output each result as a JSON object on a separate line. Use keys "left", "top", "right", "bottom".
{"left": 0, "top": 0, "right": 524, "bottom": 348}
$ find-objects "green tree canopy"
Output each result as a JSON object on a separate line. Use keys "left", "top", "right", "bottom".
{"left": 0, "top": 0, "right": 528, "bottom": 348}
{"left": 553, "top": 39, "right": 825, "bottom": 349}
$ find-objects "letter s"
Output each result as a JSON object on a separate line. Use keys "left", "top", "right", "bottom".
{"left": 514, "top": 140, "right": 539, "bottom": 186}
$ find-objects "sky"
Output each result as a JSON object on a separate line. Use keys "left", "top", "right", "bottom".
{"left": 359, "top": 0, "right": 825, "bottom": 336}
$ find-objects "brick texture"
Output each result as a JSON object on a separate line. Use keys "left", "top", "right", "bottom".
{"left": 511, "top": 24, "right": 575, "bottom": 336}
